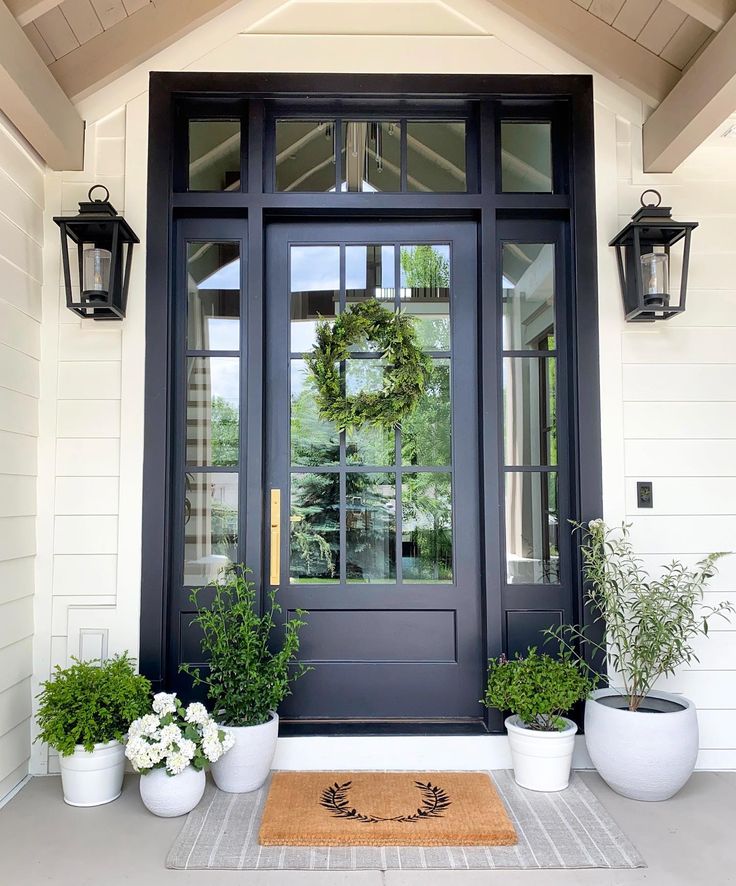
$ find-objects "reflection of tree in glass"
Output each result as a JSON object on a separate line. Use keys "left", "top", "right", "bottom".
{"left": 291, "top": 374, "right": 339, "bottom": 466}
{"left": 346, "top": 474, "right": 395, "bottom": 582}
{"left": 400, "top": 245, "right": 451, "bottom": 352}
{"left": 402, "top": 473, "right": 453, "bottom": 581}
{"left": 401, "top": 361, "right": 451, "bottom": 466}
{"left": 290, "top": 473, "right": 339, "bottom": 580}
{"left": 400, "top": 245, "right": 450, "bottom": 288}
{"left": 211, "top": 498, "right": 238, "bottom": 557}
{"left": 210, "top": 395, "right": 238, "bottom": 465}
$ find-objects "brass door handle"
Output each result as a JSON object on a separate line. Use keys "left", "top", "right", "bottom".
{"left": 269, "top": 489, "right": 281, "bottom": 586}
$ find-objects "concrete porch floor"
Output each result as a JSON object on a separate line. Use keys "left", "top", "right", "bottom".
{"left": 1, "top": 771, "right": 734, "bottom": 885}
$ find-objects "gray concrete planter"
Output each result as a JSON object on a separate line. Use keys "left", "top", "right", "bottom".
{"left": 584, "top": 688, "right": 698, "bottom": 801}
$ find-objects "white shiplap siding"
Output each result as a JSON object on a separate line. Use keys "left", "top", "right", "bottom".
{"left": 0, "top": 115, "right": 42, "bottom": 800}
{"left": 615, "top": 119, "right": 736, "bottom": 767}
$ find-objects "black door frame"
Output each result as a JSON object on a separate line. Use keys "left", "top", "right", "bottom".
{"left": 140, "top": 74, "right": 603, "bottom": 734}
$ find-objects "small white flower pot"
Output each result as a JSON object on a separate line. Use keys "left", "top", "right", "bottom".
{"left": 59, "top": 739, "right": 125, "bottom": 807}
{"left": 211, "top": 711, "right": 278, "bottom": 793}
{"left": 584, "top": 688, "right": 698, "bottom": 801}
{"left": 505, "top": 715, "right": 577, "bottom": 792}
{"left": 139, "top": 766, "right": 206, "bottom": 817}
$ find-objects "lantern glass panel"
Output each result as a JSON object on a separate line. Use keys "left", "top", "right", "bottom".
{"left": 640, "top": 251, "right": 669, "bottom": 307}
{"left": 83, "top": 247, "right": 112, "bottom": 300}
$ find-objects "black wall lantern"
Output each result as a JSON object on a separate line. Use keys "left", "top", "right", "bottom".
{"left": 54, "top": 185, "right": 139, "bottom": 320}
{"left": 610, "top": 189, "right": 698, "bottom": 322}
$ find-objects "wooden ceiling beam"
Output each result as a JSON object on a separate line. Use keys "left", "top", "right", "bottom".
{"left": 489, "top": 0, "right": 680, "bottom": 104}
{"left": 5, "top": 0, "right": 62, "bottom": 26}
{"left": 0, "top": 0, "right": 83, "bottom": 168}
{"left": 667, "top": 0, "right": 736, "bottom": 32}
{"left": 48, "top": 0, "right": 242, "bottom": 101}
{"left": 643, "top": 12, "right": 736, "bottom": 171}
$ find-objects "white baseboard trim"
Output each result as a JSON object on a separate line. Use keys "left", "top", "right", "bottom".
{"left": 0, "top": 774, "right": 32, "bottom": 810}
{"left": 273, "top": 734, "right": 595, "bottom": 770}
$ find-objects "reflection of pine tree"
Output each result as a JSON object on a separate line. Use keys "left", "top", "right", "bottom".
{"left": 291, "top": 471, "right": 340, "bottom": 579}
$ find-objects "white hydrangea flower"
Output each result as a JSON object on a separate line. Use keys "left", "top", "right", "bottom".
{"left": 202, "top": 720, "right": 220, "bottom": 741}
{"left": 159, "top": 723, "right": 183, "bottom": 746}
{"left": 184, "top": 702, "right": 209, "bottom": 725}
{"left": 178, "top": 738, "right": 196, "bottom": 761}
{"left": 202, "top": 737, "right": 223, "bottom": 762}
{"left": 221, "top": 730, "right": 235, "bottom": 752}
{"left": 152, "top": 692, "right": 178, "bottom": 716}
{"left": 166, "top": 751, "right": 189, "bottom": 776}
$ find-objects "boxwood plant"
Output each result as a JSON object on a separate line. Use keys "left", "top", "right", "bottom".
{"left": 483, "top": 647, "right": 595, "bottom": 731}
{"left": 36, "top": 654, "right": 151, "bottom": 755}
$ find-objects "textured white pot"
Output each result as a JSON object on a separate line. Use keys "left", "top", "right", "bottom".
{"left": 211, "top": 711, "right": 278, "bottom": 793}
{"left": 505, "top": 715, "right": 577, "bottom": 792}
{"left": 584, "top": 688, "right": 699, "bottom": 801}
{"left": 59, "top": 739, "right": 125, "bottom": 807}
{"left": 139, "top": 766, "right": 206, "bottom": 817}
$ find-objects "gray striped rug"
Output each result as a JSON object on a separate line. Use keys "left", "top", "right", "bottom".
{"left": 166, "top": 771, "right": 645, "bottom": 871}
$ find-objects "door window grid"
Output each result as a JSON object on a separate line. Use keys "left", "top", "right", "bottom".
{"left": 288, "top": 241, "right": 454, "bottom": 586}
{"left": 501, "top": 241, "right": 560, "bottom": 586}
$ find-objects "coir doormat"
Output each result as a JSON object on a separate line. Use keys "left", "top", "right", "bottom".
{"left": 259, "top": 771, "right": 516, "bottom": 847}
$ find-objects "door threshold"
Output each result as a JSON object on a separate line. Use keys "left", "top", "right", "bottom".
{"left": 278, "top": 720, "right": 491, "bottom": 737}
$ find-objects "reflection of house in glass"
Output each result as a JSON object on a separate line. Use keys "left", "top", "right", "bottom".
{"left": 501, "top": 243, "right": 559, "bottom": 584}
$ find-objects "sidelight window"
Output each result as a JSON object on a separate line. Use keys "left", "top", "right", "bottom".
{"left": 501, "top": 241, "right": 560, "bottom": 584}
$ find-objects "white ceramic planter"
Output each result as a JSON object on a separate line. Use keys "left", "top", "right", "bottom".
{"left": 505, "top": 715, "right": 577, "bottom": 792}
{"left": 211, "top": 711, "right": 278, "bottom": 793}
{"left": 59, "top": 739, "right": 125, "bottom": 807}
{"left": 139, "top": 766, "right": 206, "bottom": 817}
{"left": 584, "top": 688, "right": 699, "bottom": 802}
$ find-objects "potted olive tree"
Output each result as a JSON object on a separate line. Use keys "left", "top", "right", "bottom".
{"left": 35, "top": 654, "right": 151, "bottom": 806}
{"left": 553, "top": 521, "right": 733, "bottom": 801}
{"left": 483, "top": 647, "right": 594, "bottom": 792}
{"left": 181, "top": 565, "right": 310, "bottom": 793}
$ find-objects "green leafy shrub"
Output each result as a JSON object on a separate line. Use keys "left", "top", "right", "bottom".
{"left": 482, "top": 647, "right": 595, "bottom": 731}
{"left": 550, "top": 520, "right": 734, "bottom": 711}
{"left": 180, "top": 565, "right": 310, "bottom": 727}
{"left": 36, "top": 654, "right": 151, "bottom": 755}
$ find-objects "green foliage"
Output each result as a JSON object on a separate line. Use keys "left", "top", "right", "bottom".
{"left": 35, "top": 654, "right": 151, "bottom": 756}
{"left": 180, "top": 565, "right": 311, "bottom": 726}
{"left": 549, "top": 521, "right": 734, "bottom": 712}
{"left": 305, "top": 300, "right": 432, "bottom": 432}
{"left": 482, "top": 647, "right": 595, "bottom": 731}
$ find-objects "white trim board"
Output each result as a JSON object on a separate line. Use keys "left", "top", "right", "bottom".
{"left": 272, "top": 735, "right": 595, "bottom": 770}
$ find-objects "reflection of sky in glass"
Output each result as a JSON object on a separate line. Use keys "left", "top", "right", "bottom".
{"left": 346, "top": 245, "right": 395, "bottom": 289}
{"left": 291, "top": 245, "right": 339, "bottom": 292}
{"left": 197, "top": 258, "right": 240, "bottom": 290}
{"left": 209, "top": 357, "right": 239, "bottom": 407}
{"left": 205, "top": 317, "right": 239, "bottom": 350}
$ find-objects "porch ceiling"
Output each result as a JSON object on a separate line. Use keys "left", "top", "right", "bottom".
{"left": 0, "top": 0, "right": 735, "bottom": 171}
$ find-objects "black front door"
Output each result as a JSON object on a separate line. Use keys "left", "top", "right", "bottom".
{"left": 265, "top": 221, "right": 484, "bottom": 724}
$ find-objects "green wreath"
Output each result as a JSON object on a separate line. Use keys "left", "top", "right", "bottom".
{"left": 305, "top": 300, "right": 432, "bottom": 431}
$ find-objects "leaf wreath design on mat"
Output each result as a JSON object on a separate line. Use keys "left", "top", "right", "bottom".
{"left": 319, "top": 780, "right": 452, "bottom": 824}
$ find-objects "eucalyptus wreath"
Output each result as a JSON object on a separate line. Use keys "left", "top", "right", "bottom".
{"left": 305, "top": 300, "right": 432, "bottom": 431}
